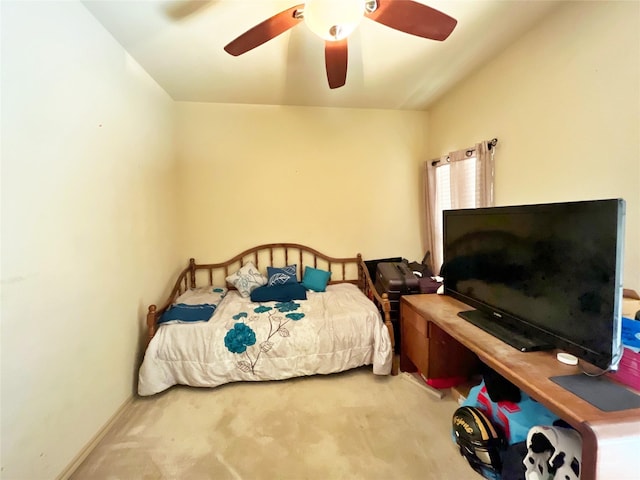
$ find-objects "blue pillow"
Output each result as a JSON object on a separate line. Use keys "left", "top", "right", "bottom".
{"left": 267, "top": 265, "right": 297, "bottom": 286}
{"left": 302, "top": 266, "right": 332, "bottom": 292}
{"left": 250, "top": 283, "right": 307, "bottom": 302}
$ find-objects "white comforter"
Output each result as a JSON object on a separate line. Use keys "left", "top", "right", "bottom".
{"left": 138, "top": 283, "right": 393, "bottom": 396}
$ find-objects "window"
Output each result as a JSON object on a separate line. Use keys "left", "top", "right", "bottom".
{"left": 423, "top": 141, "right": 495, "bottom": 274}
{"left": 433, "top": 156, "right": 480, "bottom": 269}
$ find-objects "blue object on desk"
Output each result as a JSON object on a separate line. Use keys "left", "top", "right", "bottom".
{"left": 621, "top": 316, "right": 640, "bottom": 349}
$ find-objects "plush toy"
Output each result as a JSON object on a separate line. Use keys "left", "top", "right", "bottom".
{"left": 523, "top": 425, "right": 582, "bottom": 480}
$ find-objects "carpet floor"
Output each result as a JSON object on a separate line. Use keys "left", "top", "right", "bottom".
{"left": 70, "top": 367, "right": 481, "bottom": 479}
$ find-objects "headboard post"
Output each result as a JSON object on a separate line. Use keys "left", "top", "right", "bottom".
{"left": 146, "top": 305, "right": 158, "bottom": 345}
{"left": 189, "top": 258, "right": 196, "bottom": 289}
{"left": 357, "top": 253, "right": 364, "bottom": 290}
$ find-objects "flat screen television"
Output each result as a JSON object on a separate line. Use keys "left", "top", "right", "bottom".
{"left": 442, "top": 198, "right": 625, "bottom": 371}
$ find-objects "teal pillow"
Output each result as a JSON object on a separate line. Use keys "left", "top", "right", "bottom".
{"left": 250, "top": 283, "right": 307, "bottom": 302}
{"left": 302, "top": 266, "right": 332, "bottom": 292}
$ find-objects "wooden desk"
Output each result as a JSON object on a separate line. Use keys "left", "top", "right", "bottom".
{"left": 401, "top": 294, "right": 640, "bottom": 480}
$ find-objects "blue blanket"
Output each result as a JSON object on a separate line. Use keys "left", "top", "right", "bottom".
{"left": 622, "top": 316, "right": 640, "bottom": 349}
{"left": 158, "top": 303, "right": 217, "bottom": 325}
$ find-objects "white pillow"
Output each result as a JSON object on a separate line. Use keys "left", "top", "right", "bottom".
{"left": 225, "top": 262, "right": 268, "bottom": 297}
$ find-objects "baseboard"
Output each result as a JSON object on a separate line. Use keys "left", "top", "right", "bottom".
{"left": 56, "top": 395, "right": 134, "bottom": 480}
{"left": 400, "top": 371, "right": 445, "bottom": 399}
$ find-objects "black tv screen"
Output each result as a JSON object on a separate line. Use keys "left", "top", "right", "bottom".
{"left": 442, "top": 198, "right": 625, "bottom": 371}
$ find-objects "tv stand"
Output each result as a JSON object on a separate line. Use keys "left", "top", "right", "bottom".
{"left": 400, "top": 294, "right": 640, "bottom": 480}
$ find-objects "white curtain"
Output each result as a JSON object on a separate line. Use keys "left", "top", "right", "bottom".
{"left": 422, "top": 140, "right": 495, "bottom": 274}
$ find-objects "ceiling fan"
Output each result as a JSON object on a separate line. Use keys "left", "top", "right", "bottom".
{"left": 224, "top": 0, "right": 457, "bottom": 89}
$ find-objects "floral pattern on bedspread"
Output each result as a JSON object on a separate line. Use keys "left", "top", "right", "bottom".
{"left": 138, "top": 283, "right": 393, "bottom": 396}
{"left": 225, "top": 302, "right": 306, "bottom": 374}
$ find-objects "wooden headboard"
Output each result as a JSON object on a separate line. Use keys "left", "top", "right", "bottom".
{"left": 146, "top": 243, "right": 393, "bottom": 355}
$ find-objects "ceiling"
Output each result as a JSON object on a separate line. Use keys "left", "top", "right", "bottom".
{"left": 83, "top": 0, "right": 560, "bottom": 110}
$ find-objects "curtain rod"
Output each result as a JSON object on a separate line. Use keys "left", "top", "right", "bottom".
{"left": 431, "top": 138, "right": 498, "bottom": 166}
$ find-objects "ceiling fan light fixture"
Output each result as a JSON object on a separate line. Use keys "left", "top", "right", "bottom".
{"left": 303, "top": 0, "right": 366, "bottom": 41}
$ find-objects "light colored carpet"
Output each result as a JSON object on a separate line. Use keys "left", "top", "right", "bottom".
{"left": 71, "top": 367, "right": 481, "bottom": 479}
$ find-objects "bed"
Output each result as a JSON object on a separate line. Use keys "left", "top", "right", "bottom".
{"left": 139, "top": 243, "right": 396, "bottom": 396}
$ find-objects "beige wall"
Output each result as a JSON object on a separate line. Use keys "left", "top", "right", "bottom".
{"left": 427, "top": 0, "right": 640, "bottom": 292}
{"left": 1, "top": 2, "right": 181, "bottom": 478}
{"left": 3, "top": 1, "right": 639, "bottom": 478}
{"left": 175, "top": 102, "right": 428, "bottom": 262}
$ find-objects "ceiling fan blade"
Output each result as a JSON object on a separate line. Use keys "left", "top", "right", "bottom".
{"left": 325, "top": 40, "right": 348, "bottom": 89}
{"left": 366, "top": 0, "right": 457, "bottom": 41}
{"left": 224, "top": 4, "right": 304, "bottom": 56}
